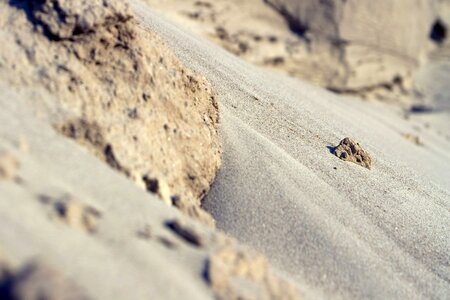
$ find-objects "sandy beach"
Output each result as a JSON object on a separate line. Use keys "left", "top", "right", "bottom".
{"left": 1, "top": 0, "right": 449, "bottom": 299}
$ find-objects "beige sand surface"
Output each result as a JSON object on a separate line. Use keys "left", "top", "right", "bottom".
{"left": 0, "top": 83, "right": 301, "bottom": 299}
{"left": 134, "top": 2, "right": 450, "bottom": 299}
{"left": 0, "top": 0, "right": 449, "bottom": 299}
{"left": 0, "top": 0, "right": 222, "bottom": 226}
{"left": 144, "top": 0, "right": 447, "bottom": 106}
{"left": 0, "top": 1, "right": 302, "bottom": 299}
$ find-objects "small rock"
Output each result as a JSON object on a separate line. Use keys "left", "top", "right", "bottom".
{"left": 333, "top": 137, "right": 372, "bottom": 169}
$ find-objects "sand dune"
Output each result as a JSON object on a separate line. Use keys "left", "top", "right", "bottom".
{"left": 145, "top": 0, "right": 450, "bottom": 107}
{"left": 134, "top": 3, "right": 450, "bottom": 299}
{"left": 0, "top": 0, "right": 449, "bottom": 299}
{"left": 0, "top": 1, "right": 301, "bottom": 299}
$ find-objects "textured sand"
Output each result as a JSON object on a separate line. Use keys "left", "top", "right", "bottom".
{"left": 0, "top": 0, "right": 221, "bottom": 226}
{"left": 0, "top": 0, "right": 449, "bottom": 299}
{"left": 0, "top": 82, "right": 301, "bottom": 299}
{"left": 0, "top": 1, "right": 302, "bottom": 299}
{"left": 134, "top": 3, "right": 450, "bottom": 299}
{"left": 144, "top": 0, "right": 444, "bottom": 106}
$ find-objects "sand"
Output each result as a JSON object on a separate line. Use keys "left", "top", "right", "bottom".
{"left": 0, "top": 0, "right": 223, "bottom": 226}
{"left": 0, "top": 1, "right": 302, "bottom": 299}
{"left": 0, "top": 82, "right": 301, "bottom": 299}
{"left": 133, "top": 3, "right": 450, "bottom": 299}
{"left": 0, "top": 0, "right": 449, "bottom": 299}
{"left": 144, "top": 0, "right": 446, "bottom": 106}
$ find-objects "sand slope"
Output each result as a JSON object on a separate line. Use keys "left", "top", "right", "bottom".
{"left": 0, "top": 0, "right": 222, "bottom": 226}
{"left": 134, "top": 3, "right": 450, "bottom": 299}
{"left": 0, "top": 1, "right": 448, "bottom": 299}
{"left": 0, "top": 1, "right": 303, "bottom": 299}
{"left": 145, "top": 0, "right": 446, "bottom": 106}
{"left": 0, "top": 85, "right": 213, "bottom": 300}
{"left": 0, "top": 83, "right": 301, "bottom": 299}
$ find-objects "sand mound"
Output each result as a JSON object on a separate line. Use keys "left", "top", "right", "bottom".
{"left": 136, "top": 3, "right": 449, "bottom": 298}
{"left": 0, "top": 1, "right": 305, "bottom": 299}
{"left": 0, "top": 94, "right": 302, "bottom": 298}
{"left": 0, "top": 0, "right": 221, "bottom": 225}
{"left": 144, "top": 0, "right": 449, "bottom": 106}
{"left": 264, "top": 0, "right": 433, "bottom": 91}
{"left": 1, "top": 0, "right": 449, "bottom": 299}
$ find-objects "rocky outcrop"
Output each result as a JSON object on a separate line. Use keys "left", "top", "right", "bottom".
{"left": 0, "top": 0, "right": 221, "bottom": 226}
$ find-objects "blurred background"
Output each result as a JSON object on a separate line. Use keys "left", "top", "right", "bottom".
{"left": 146, "top": 0, "right": 450, "bottom": 115}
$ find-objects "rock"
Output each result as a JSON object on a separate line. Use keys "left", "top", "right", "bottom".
{"left": 333, "top": 137, "right": 372, "bottom": 169}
